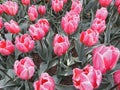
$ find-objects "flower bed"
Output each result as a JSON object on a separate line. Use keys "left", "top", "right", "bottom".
{"left": 0, "top": 0, "right": 120, "bottom": 90}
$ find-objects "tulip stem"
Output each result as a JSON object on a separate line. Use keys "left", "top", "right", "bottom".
{"left": 57, "top": 57, "right": 62, "bottom": 76}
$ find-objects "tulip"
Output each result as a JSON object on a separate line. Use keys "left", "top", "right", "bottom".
{"left": 95, "top": 7, "right": 108, "bottom": 20}
{"left": 4, "top": 20, "right": 21, "bottom": 34}
{"left": 115, "top": 0, "right": 120, "bottom": 7}
{"left": 62, "top": 0, "right": 67, "bottom": 4}
{"left": 93, "top": 45, "right": 120, "bottom": 74}
{"left": 0, "top": 4, "right": 3, "bottom": 15}
{"left": 15, "top": 34, "right": 35, "bottom": 53}
{"left": 61, "top": 11, "right": 80, "bottom": 35}
{"left": 0, "top": 40, "right": 14, "bottom": 55}
{"left": 21, "top": 0, "right": 30, "bottom": 5}
{"left": 28, "top": 5, "right": 38, "bottom": 21}
{"left": 52, "top": 0, "right": 64, "bottom": 13}
{"left": 14, "top": 57, "right": 35, "bottom": 80}
{"left": 80, "top": 28, "right": 99, "bottom": 46}
{"left": 35, "top": 19, "right": 50, "bottom": 34}
{"left": 38, "top": 5, "right": 46, "bottom": 16}
{"left": 91, "top": 18, "right": 106, "bottom": 34}
{"left": 118, "top": 6, "right": 120, "bottom": 14}
{"left": 29, "top": 25, "right": 45, "bottom": 40}
{"left": 53, "top": 34, "right": 70, "bottom": 56}
{"left": 113, "top": 70, "right": 120, "bottom": 90}
{"left": 71, "top": 0, "right": 82, "bottom": 14}
{"left": 73, "top": 65, "right": 102, "bottom": 90}
{"left": 2, "top": 1, "right": 18, "bottom": 16}
{"left": 0, "top": 17, "right": 3, "bottom": 30}
{"left": 34, "top": 73, "right": 55, "bottom": 90}
{"left": 99, "top": 0, "right": 112, "bottom": 7}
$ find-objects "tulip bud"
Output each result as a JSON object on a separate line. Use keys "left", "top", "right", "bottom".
{"left": 61, "top": 11, "right": 80, "bottom": 35}
{"left": 4, "top": 20, "right": 21, "bottom": 34}
{"left": 34, "top": 73, "right": 55, "bottom": 90}
{"left": 95, "top": 7, "right": 108, "bottom": 20}
{"left": 71, "top": 0, "right": 82, "bottom": 14}
{"left": 80, "top": 28, "right": 99, "bottom": 46}
{"left": 53, "top": 34, "right": 70, "bottom": 56}
{"left": 28, "top": 5, "right": 38, "bottom": 21}
{"left": 91, "top": 18, "right": 106, "bottom": 34}
{"left": 99, "top": 0, "right": 112, "bottom": 7}
{"left": 29, "top": 25, "right": 45, "bottom": 40}
{"left": 0, "top": 4, "right": 4, "bottom": 15}
{"left": 113, "top": 70, "right": 120, "bottom": 90}
{"left": 35, "top": 19, "right": 50, "bottom": 34}
{"left": 0, "top": 40, "right": 14, "bottom": 55}
{"left": 15, "top": 34, "right": 35, "bottom": 53}
{"left": 93, "top": 45, "right": 120, "bottom": 74}
{"left": 52, "top": 0, "right": 64, "bottom": 13}
{"left": 0, "top": 17, "right": 3, "bottom": 30}
{"left": 73, "top": 65, "right": 102, "bottom": 90}
{"left": 115, "top": 0, "right": 120, "bottom": 7}
{"left": 21, "top": 0, "right": 30, "bottom": 5}
{"left": 14, "top": 57, "right": 35, "bottom": 80}
{"left": 38, "top": 5, "right": 46, "bottom": 16}
{"left": 2, "top": 1, "right": 18, "bottom": 16}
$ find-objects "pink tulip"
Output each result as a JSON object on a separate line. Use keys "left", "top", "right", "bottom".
{"left": 34, "top": 73, "right": 55, "bottom": 90}
{"left": 71, "top": 0, "right": 82, "bottom": 14}
{"left": 91, "top": 18, "right": 106, "bottom": 34}
{"left": 28, "top": 5, "right": 38, "bottom": 21}
{"left": 29, "top": 25, "right": 45, "bottom": 40}
{"left": 99, "top": 0, "right": 112, "bottom": 7}
{"left": 15, "top": 34, "right": 35, "bottom": 53}
{"left": 93, "top": 45, "right": 120, "bottom": 74}
{"left": 38, "top": 5, "right": 46, "bottom": 16}
{"left": 113, "top": 70, "right": 120, "bottom": 90}
{"left": 118, "top": 6, "right": 120, "bottom": 14}
{"left": 95, "top": 7, "right": 108, "bottom": 20}
{"left": 35, "top": 19, "right": 50, "bottom": 34}
{"left": 0, "top": 4, "right": 3, "bottom": 15}
{"left": 0, "top": 40, "right": 14, "bottom": 55}
{"left": 115, "top": 0, "right": 120, "bottom": 7}
{"left": 73, "top": 65, "right": 102, "bottom": 90}
{"left": 2, "top": 1, "right": 18, "bottom": 16}
{"left": 53, "top": 34, "right": 70, "bottom": 56}
{"left": 14, "top": 57, "right": 35, "bottom": 80}
{"left": 21, "top": 0, "right": 30, "bottom": 5}
{"left": 4, "top": 20, "right": 21, "bottom": 34}
{"left": 0, "top": 17, "right": 3, "bottom": 30}
{"left": 61, "top": 11, "right": 80, "bottom": 35}
{"left": 52, "top": 0, "right": 64, "bottom": 13}
{"left": 62, "top": 0, "right": 67, "bottom": 4}
{"left": 80, "top": 28, "right": 99, "bottom": 46}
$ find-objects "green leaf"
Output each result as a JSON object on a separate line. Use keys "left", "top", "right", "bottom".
{"left": 38, "top": 62, "right": 48, "bottom": 75}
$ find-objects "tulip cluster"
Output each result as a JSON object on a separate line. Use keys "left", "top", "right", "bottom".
{"left": 0, "top": 0, "right": 120, "bottom": 90}
{"left": 80, "top": 7, "right": 108, "bottom": 46}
